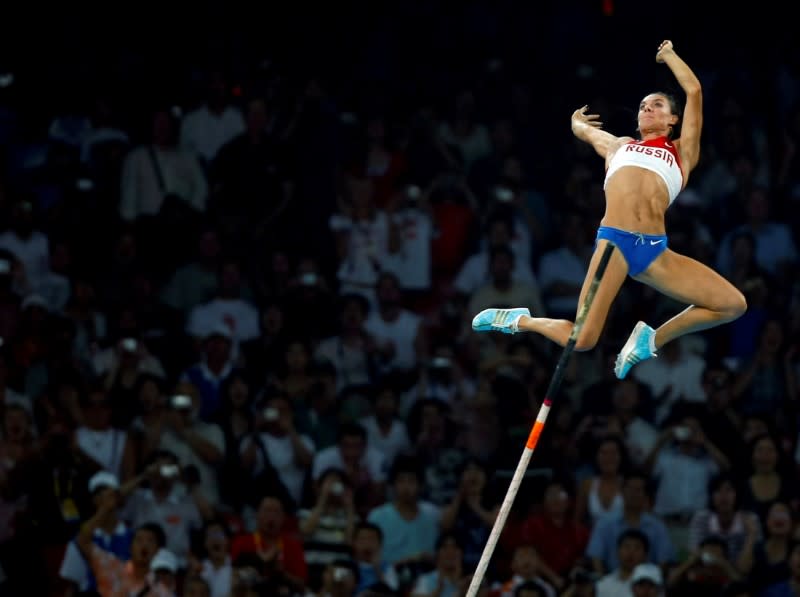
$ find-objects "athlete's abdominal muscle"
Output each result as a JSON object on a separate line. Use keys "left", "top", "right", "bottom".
{"left": 602, "top": 167, "right": 670, "bottom": 233}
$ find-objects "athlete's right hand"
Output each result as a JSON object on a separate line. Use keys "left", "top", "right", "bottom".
{"left": 571, "top": 105, "right": 603, "bottom": 131}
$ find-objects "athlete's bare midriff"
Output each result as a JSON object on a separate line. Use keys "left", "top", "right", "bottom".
{"left": 601, "top": 165, "right": 672, "bottom": 234}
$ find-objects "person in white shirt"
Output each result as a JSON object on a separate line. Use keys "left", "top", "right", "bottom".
{"left": 199, "top": 520, "right": 233, "bottom": 597}
{"left": 0, "top": 196, "right": 50, "bottom": 294}
{"left": 359, "top": 382, "right": 411, "bottom": 465}
{"left": 631, "top": 338, "right": 707, "bottom": 425}
{"left": 119, "top": 108, "right": 208, "bottom": 222}
{"left": 186, "top": 257, "right": 260, "bottom": 347}
{"left": 364, "top": 272, "right": 427, "bottom": 374}
{"left": 595, "top": 529, "right": 650, "bottom": 597}
{"left": 382, "top": 183, "right": 435, "bottom": 292}
{"left": 644, "top": 412, "right": 729, "bottom": 529}
{"left": 240, "top": 394, "right": 315, "bottom": 508}
{"left": 453, "top": 213, "right": 537, "bottom": 296}
{"left": 75, "top": 385, "right": 127, "bottom": 478}
{"left": 313, "top": 423, "right": 387, "bottom": 515}
{"left": 180, "top": 70, "right": 246, "bottom": 166}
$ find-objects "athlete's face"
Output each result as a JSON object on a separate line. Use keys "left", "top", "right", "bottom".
{"left": 638, "top": 94, "right": 678, "bottom": 134}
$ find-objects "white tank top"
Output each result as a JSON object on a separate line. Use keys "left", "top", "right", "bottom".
{"left": 604, "top": 136, "right": 684, "bottom": 204}
{"left": 588, "top": 478, "right": 624, "bottom": 523}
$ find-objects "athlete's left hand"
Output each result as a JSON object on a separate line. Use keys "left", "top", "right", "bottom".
{"left": 656, "top": 39, "right": 674, "bottom": 63}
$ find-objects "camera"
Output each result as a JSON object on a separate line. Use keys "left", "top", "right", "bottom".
{"left": 171, "top": 394, "right": 193, "bottom": 410}
{"left": 332, "top": 567, "right": 350, "bottom": 582}
{"left": 160, "top": 464, "right": 180, "bottom": 478}
{"left": 121, "top": 338, "right": 138, "bottom": 353}
{"left": 300, "top": 272, "right": 318, "bottom": 286}
{"left": 330, "top": 481, "right": 344, "bottom": 496}
{"left": 263, "top": 407, "right": 280, "bottom": 422}
{"left": 673, "top": 426, "right": 691, "bottom": 441}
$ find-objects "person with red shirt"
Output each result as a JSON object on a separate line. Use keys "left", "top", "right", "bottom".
{"left": 520, "top": 479, "right": 590, "bottom": 589}
{"left": 230, "top": 494, "right": 307, "bottom": 593}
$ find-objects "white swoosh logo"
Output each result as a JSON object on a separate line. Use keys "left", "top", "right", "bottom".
{"left": 650, "top": 240, "right": 664, "bottom": 245}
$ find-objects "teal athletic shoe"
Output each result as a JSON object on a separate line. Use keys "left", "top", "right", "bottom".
{"left": 614, "top": 321, "right": 657, "bottom": 379}
{"left": 471, "top": 307, "right": 530, "bottom": 334}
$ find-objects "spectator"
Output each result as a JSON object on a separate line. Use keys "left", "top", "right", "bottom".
{"left": 585, "top": 470, "right": 675, "bottom": 574}
{"left": 687, "top": 472, "right": 762, "bottom": 572}
{"left": 410, "top": 532, "right": 470, "bottom": 597}
{"left": 574, "top": 436, "right": 627, "bottom": 527}
{"left": 240, "top": 392, "right": 315, "bottom": 510}
{"left": 366, "top": 455, "right": 439, "bottom": 568}
{"left": 230, "top": 494, "right": 307, "bottom": 593}
{"left": 198, "top": 520, "right": 233, "bottom": 597}
{"left": 313, "top": 423, "right": 387, "bottom": 517}
{"left": 594, "top": 529, "right": 649, "bottom": 597}
{"left": 180, "top": 69, "right": 246, "bottom": 166}
{"left": 350, "top": 522, "right": 400, "bottom": 594}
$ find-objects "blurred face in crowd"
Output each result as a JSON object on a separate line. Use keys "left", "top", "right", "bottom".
{"left": 374, "top": 388, "right": 397, "bottom": 424}
{"left": 460, "top": 461, "right": 487, "bottom": 498}
{"left": 711, "top": 480, "right": 737, "bottom": 515}
{"left": 138, "top": 378, "right": 163, "bottom": 414}
{"left": 256, "top": 497, "right": 285, "bottom": 536}
{"left": 204, "top": 523, "right": 229, "bottom": 564}
{"left": 623, "top": 477, "right": 648, "bottom": 512}
{"left": 352, "top": 526, "right": 381, "bottom": 562}
{"left": 226, "top": 376, "right": 250, "bottom": 409}
{"left": 511, "top": 546, "right": 539, "bottom": 578}
{"left": 612, "top": 380, "right": 639, "bottom": 413}
{"left": 340, "top": 299, "right": 366, "bottom": 333}
{"left": 131, "top": 528, "right": 160, "bottom": 568}
{"left": 286, "top": 341, "right": 309, "bottom": 374}
{"left": 542, "top": 483, "right": 570, "bottom": 518}
{"left": 752, "top": 435, "right": 779, "bottom": 473}
{"left": 376, "top": 275, "right": 401, "bottom": 311}
{"left": 85, "top": 390, "right": 112, "bottom": 430}
{"left": 435, "top": 536, "right": 463, "bottom": 572}
{"left": 765, "top": 502, "right": 793, "bottom": 537}
{"left": 339, "top": 433, "right": 365, "bottom": 467}
{"left": 618, "top": 536, "right": 647, "bottom": 573}
{"left": 393, "top": 472, "right": 419, "bottom": 505}
{"left": 3, "top": 406, "right": 31, "bottom": 442}
{"left": 596, "top": 438, "right": 622, "bottom": 475}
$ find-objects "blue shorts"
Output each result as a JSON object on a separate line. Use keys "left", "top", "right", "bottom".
{"left": 595, "top": 226, "right": 668, "bottom": 276}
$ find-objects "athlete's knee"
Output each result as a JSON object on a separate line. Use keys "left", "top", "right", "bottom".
{"left": 574, "top": 328, "right": 601, "bottom": 352}
{"left": 723, "top": 288, "right": 747, "bottom": 320}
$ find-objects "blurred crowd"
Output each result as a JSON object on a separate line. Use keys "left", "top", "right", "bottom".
{"left": 1, "top": 4, "right": 800, "bottom": 597}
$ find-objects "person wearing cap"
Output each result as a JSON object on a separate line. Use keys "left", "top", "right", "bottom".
{"left": 76, "top": 487, "right": 172, "bottom": 597}
{"left": 59, "top": 470, "right": 135, "bottom": 595}
{"left": 630, "top": 563, "right": 663, "bottom": 596}
{"left": 150, "top": 548, "right": 179, "bottom": 596}
{"left": 121, "top": 449, "right": 204, "bottom": 568}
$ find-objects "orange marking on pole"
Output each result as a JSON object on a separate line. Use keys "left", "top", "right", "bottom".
{"left": 526, "top": 421, "right": 545, "bottom": 449}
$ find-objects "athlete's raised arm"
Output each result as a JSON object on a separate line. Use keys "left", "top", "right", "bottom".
{"left": 657, "top": 40, "right": 702, "bottom": 173}
{"left": 571, "top": 105, "right": 628, "bottom": 160}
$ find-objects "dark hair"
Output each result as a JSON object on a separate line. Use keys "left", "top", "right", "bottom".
{"left": 514, "top": 580, "right": 548, "bottom": 597}
{"left": 338, "top": 422, "right": 367, "bottom": 442}
{"left": 623, "top": 469, "right": 653, "bottom": 498}
{"left": 435, "top": 531, "right": 464, "bottom": 551}
{"left": 354, "top": 521, "right": 383, "bottom": 543}
{"left": 617, "top": 528, "right": 650, "bottom": 554}
{"left": 136, "top": 522, "right": 167, "bottom": 547}
{"left": 708, "top": 472, "right": 740, "bottom": 510}
{"left": 389, "top": 454, "right": 422, "bottom": 484}
{"left": 640, "top": 91, "right": 683, "bottom": 139}
{"left": 594, "top": 435, "right": 630, "bottom": 475}
{"left": 700, "top": 534, "right": 729, "bottom": 559}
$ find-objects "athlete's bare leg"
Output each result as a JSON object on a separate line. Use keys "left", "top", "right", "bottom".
{"left": 633, "top": 249, "right": 747, "bottom": 348}
{"left": 516, "top": 239, "right": 630, "bottom": 351}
